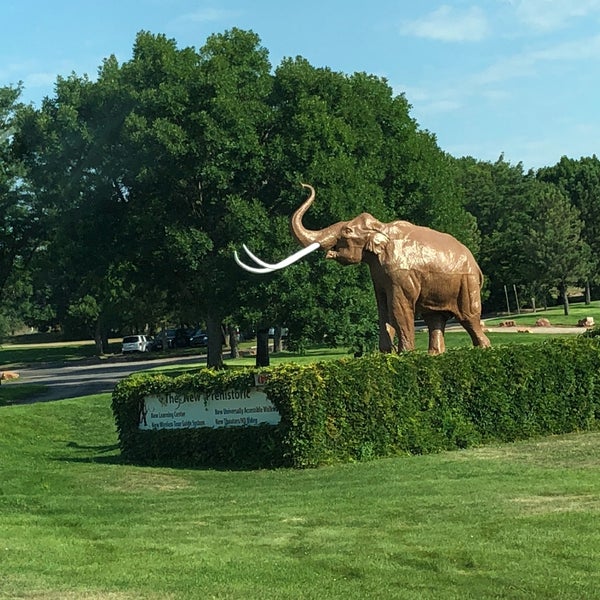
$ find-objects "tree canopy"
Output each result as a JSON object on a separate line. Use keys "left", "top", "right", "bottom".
{"left": 4, "top": 28, "right": 600, "bottom": 357}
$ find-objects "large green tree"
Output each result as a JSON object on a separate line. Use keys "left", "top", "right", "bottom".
{"left": 14, "top": 71, "right": 146, "bottom": 351}
{"left": 537, "top": 156, "right": 600, "bottom": 297}
{"left": 115, "top": 29, "right": 274, "bottom": 366}
{"left": 456, "top": 156, "right": 543, "bottom": 310}
{"left": 456, "top": 155, "right": 594, "bottom": 313}
{"left": 0, "top": 86, "right": 51, "bottom": 336}
{"left": 520, "top": 183, "right": 593, "bottom": 315}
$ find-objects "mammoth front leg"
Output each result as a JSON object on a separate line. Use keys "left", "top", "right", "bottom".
{"left": 422, "top": 312, "right": 449, "bottom": 354}
{"left": 374, "top": 287, "right": 395, "bottom": 352}
{"left": 388, "top": 286, "right": 416, "bottom": 352}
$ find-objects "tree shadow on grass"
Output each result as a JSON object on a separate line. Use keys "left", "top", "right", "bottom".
{"left": 52, "top": 441, "right": 125, "bottom": 465}
{"left": 55, "top": 441, "right": 285, "bottom": 471}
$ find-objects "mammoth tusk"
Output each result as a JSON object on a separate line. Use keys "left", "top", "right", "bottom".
{"left": 243, "top": 243, "right": 320, "bottom": 269}
{"left": 234, "top": 242, "right": 321, "bottom": 274}
{"left": 234, "top": 251, "right": 276, "bottom": 273}
{"left": 241, "top": 244, "right": 278, "bottom": 269}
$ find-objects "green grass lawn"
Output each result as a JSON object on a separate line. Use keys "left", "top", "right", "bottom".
{"left": 0, "top": 308, "right": 598, "bottom": 596}
{"left": 1, "top": 394, "right": 599, "bottom": 599}
{"left": 0, "top": 340, "right": 122, "bottom": 365}
{"left": 0, "top": 382, "right": 46, "bottom": 406}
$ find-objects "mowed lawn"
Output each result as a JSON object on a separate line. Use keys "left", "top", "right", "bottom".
{"left": 1, "top": 394, "right": 599, "bottom": 599}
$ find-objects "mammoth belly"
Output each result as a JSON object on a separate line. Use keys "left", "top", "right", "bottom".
{"left": 414, "top": 272, "right": 481, "bottom": 318}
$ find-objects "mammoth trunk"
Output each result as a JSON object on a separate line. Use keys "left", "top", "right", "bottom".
{"left": 290, "top": 184, "right": 343, "bottom": 250}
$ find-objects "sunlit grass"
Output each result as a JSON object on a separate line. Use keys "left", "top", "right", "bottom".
{"left": 0, "top": 395, "right": 598, "bottom": 599}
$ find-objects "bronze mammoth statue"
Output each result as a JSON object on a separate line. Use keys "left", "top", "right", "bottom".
{"left": 235, "top": 184, "right": 490, "bottom": 354}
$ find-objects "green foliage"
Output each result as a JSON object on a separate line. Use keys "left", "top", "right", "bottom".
{"left": 114, "top": 337, "right": 600, "bottom": 469}
{"left": 0, "top": 86, "right": 47, "bottom": 307}
{"left": 582, "top": 325, "right": 600, "bottom": 338}
{"left": 537, "top": 156, "right": 600, "bottom": 284}
{"left": 271, "top": 338, "right": 600, "bottom": 467}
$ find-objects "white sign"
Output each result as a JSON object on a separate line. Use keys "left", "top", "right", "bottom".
{"left": 138, "top": 388, "right": 280, "bottom": 430}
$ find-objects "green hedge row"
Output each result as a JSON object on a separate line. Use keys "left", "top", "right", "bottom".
{"left": 112, "top": 337, "right": 600, "bottom": 469}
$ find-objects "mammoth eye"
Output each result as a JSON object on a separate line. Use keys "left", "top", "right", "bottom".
{"left": 342, "top": 226, "right": 353, "bottom": 235}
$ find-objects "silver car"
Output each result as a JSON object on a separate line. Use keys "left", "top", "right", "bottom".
{"left": 121, "top": 335, "right": 152, "bottom": 353}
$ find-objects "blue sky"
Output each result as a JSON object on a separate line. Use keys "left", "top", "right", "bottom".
{"left": 3, "top": 0, "right": 600, "bottom": 170}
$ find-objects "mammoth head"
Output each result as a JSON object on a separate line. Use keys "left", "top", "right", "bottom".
{"left": 234, "top": 183, "right": 387, "bottom": 274}
{"left": 291, "top": 184, "right": 388, "bottom": 265}
{"left": 322, "top": 214, "right": 389, "bottom": 266}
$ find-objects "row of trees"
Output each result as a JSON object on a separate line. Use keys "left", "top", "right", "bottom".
{"left": 1, "top": 28, "right": 599, "bottom": 366}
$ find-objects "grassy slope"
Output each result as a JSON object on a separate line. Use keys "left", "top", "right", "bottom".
{"left": 1, "top": 395, "right": 599, "bottom": 599}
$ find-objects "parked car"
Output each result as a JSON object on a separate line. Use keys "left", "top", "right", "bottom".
{"left": 189, "top": 329, "right": 208, "bottom": 347}
{"left": 174, "top": 327, "right": 194, "bottom": 348}
{"left": 151, "top": 329, "right": 177, "bottom": 351}
{"left": 121, "top": 335, "right": 152, "bottom": 353}
{"left": 268, "top": 327, "right": 289, "bottom": 338}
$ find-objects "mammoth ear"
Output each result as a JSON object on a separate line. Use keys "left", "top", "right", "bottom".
{"left": 365, "top": 232, "right": 388, "bottom": 257}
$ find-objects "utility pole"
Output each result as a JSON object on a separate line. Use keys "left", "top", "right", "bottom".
{"left": 504, "top": 285, "right": 511, "bottom": 315}
{"left": 513, "top": 284, "right": 521, "bottom": 315}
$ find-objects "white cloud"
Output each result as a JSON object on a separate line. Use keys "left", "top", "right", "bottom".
{"left": 395, "top": 28, "right": 600, "bottom": 123}
{"left": 401, "top": 5, "right": 489, "bottom": 42}
{"left": 532, "top": 33, "right": 600, "bottom": 61}
{"left": 173, "top": 7, "right": 241, "bottom": 25}
{"left": 473, "top": 34, "right": 600, "bottom": 86}
{"left": 514, "top": 0, "right": 600, "bottom": 32}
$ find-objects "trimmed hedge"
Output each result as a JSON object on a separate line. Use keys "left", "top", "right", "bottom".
{"left": 112, "top": 337, "right": 600, "bottom": 469}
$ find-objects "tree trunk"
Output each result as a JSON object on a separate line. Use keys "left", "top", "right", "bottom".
{"left": 256, "top": 328, "right": 270, "bottom": 367}
{"left": 206, "top": 314, "right": 224, "bottom": 369}
{"left": 585, "top": 280, "right": 592, "bottom": 305}
{"left": 94, "top": 319, "right": 104, "bottom": 356}
{"left": 561, "top": 285, "right": 570, "bottom": 316}
{"left": 228, "top": 324, "right": 239, "bottom": 359}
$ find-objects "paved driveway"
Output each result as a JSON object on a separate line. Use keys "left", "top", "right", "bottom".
{"left": 11, "top": 354, "right": 205, "bottom": 404}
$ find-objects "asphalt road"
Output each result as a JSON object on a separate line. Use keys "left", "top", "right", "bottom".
{"left": 12, "top": 354, "right": 206, "bottom": 404}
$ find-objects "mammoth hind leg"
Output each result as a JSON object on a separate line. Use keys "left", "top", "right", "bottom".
{"left": 460, "top": 318, "right": 491, "bottom": 348}
{"left": 456, "top": 275, "right": 491, "bottom": 348}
